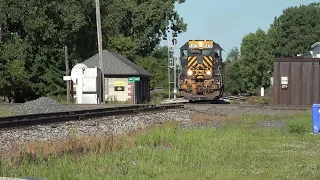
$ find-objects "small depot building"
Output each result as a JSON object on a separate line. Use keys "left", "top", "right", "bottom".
{"left": 81, "top": 50, "right": 151, "bottom": 104}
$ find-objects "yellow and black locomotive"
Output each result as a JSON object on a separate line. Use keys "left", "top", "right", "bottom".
{"left": 179, "top": 40, "right": 224, "bottom": 101}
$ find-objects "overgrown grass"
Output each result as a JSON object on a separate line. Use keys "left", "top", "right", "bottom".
{"left": 51, "top": 95, "right": 75, "bottom": 104}
{"left": 149, "top": 92, "right": 165, "bottom": 104}
{"left": 1, "top": 111, "right": 319, "bottom": 179}
{"left": 0, "top": 109, "right": 14, "bottom": 117}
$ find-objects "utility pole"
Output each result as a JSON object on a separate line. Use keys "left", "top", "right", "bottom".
{"left": 95, "top": 0, "right": 105, "bottom": 104}
{"left": 64, "top": 46, "right": 71, "bottom": 104}
{"left": 172, "top": 31, "right": 177, "bottom": 100}
{"left": 167, "top": 31, "right": 171, "bottom": 100}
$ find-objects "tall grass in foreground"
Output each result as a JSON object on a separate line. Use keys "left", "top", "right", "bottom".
{"left": 1, "top": 111, "right": 320, "bottom": 179}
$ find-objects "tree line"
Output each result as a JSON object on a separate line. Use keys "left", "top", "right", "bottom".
{"left": 223, "top": 2, "right": 320, "bottom": 95}
{"left": 1, "top": 1, "right": 320, "bottom": 102}
{"left": 0, "top": 0, "right": 187, "bottom": 102}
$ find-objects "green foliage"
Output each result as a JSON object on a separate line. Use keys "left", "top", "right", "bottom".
{"left": 149, "top": 92, "right": 165, "bottom": 104}
{"left": 268, "top": 3, "right": 320, "bottom": 57}
{"left": 101, "top": 0, "right": 187, "bottom": 57}
{"left": 135, "top": 45, "right": 172, "bottom": 91}
{"left": 135, "top": 56, "right": 167, "bottom": 90}
{"left": 108, "top": 35, "right": 139, "bottom": 60}
{"left": 223, "top": 47, "right": 243, "bottom": 95}
{"left": 106, "top": 95, "right": 131, "bottom": 104}
{"left": 0, "top": 34, "right": 32, "bottom": 102}
{"left": 225, "top": 2, "right": 320, "bottom": 95}
{"left": 0, "top": 0, "right": 187, "bottom": 102}
{"left": 284, "top": 112, "right": 311, "bottom": 134}
{"left": 239, "top": 29, "right": 274, "bottom": 94}
{"left": 50, "top": 95, "right": 76, "bottom": 104}
{"left": 2, "top": 112, "right": 320, "bottom": 179}
{"left": 0, "top": 109, "right": 14, "bottom": 117}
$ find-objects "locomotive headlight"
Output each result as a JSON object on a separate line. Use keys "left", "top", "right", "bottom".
{"left": 206, "top": 70, "right": 211, "bottom": 75}
{"left": 187, "top": 70, "right": 193, "bottom": 76}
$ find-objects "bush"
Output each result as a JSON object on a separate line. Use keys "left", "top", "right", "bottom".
{"left": 149, "top": 92, "right": 165, "bottom": 104}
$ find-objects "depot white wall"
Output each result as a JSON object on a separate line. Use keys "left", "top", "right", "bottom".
{"left": 105, "top": 77, "right": 130, "bottom": 102}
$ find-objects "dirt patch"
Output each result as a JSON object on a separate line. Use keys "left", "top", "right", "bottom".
{"left": 185, "top": 104, "right": 308, "bottom": 117}
{"left": 189, "top": 113, "right": 230, "bottom": 122}
{"left": 255, "top": 119, "right": 288, "bottom": 129}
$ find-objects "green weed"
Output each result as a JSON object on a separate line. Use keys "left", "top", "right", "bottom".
{"left": 0, "top": 109, "right": 14, "bottom": 117}
{"left": 284, "top": 112, "right": 312, "bottom": 134}
{"left": 1, "top": 111, "right": 319, "bottom": 179}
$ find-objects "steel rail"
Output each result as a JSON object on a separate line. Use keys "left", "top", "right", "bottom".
{"left": 0, "top": 104, "right": 153, "bottom": 123}
{"left": 0, "top": 104, "right": 184, "bottom": 129}
{"left": 184, "top": 103, "right": 311, "bottom": 108}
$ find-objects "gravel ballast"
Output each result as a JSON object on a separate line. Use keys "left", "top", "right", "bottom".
{"left": 10, "top": 97, "right": 70, "bottom": 115}
{"left": 0, "top": 109, "right": 190, "bottom": 152}
{"left": 0, "top": 104, "right": 308, "bottom": 153}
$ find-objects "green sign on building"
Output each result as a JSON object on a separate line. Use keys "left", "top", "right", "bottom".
{"left": 128, "top": 77, "right": 140, "bottom": 82}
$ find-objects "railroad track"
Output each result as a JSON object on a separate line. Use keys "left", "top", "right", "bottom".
{"left": 0, "top": 101, "right": 312, "bottom": 111}
{"left": 0, "top": 104, "right": 184, "bottom": 129}
{"left": 185, "top": 103, "right": 311, "bottom": 109}
{"left": 0, "top": 101, "right": 312, "bottom": 130}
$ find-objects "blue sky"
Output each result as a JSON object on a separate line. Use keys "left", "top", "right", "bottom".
{"left": 160, "top": 0, "right": 316, "bottom": 60}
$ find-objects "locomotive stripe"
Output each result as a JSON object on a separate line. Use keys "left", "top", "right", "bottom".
{"left": 203, "top": 56, "right": 213, "bottom": 67}
{"left": 203, "top": 59, "right": 209, "bottom": 68}
{"left": 208, "top": 56, "right": 214, "bottom": 66}
{"left": 190, "top": 60, "right": 197, "bottom": 68}
{"left": 188, "top": 56, "right": 197, "bottom": 67}
{"left": 208, "top": 56, "right": 214, "bottom": 64}
{"left": 209, "top": 56, "right": 214, "bottom": 65}
{"left": 203, "top": 58, "right": 210, "bottom": 67}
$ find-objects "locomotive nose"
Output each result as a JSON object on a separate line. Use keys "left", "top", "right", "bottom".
{"left": 197, "top": 55, "right": 204, "bottom": 64}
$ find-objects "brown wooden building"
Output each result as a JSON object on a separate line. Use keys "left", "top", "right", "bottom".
{"left": 273, "top": 57, "right": 320, "bottom": 105}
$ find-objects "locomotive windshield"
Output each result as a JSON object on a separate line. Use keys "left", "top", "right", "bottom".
{"left": 188, "top": 49, "right": 212, "bottom": 56}
{"left": 189, "top": 49, "right": 201, "bottom": 54}
{"left": 202, "top": 49, "right": 212, "bottom": 56}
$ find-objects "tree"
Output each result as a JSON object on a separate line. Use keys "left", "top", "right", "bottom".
{"left": 225, "top": 47, "right": 240, "bottom": 63}
{"left": 135, "top": 56, "right": 168, "bottom": 89}
{"left": 0, "top": 34, "right": 32, "bottom": 102}
{"left": 239, "top": 29, "right": 273, "bottom": 94}
{"left": 0, "top": 0, "right": 188, "bottom": 102}
{"left": 268, "top": 2, "right": 320, "bottom": 57}
{"left": 135, "top": 45, "right": 170, "bottom": 90}
{"left": 223, "top": 47, "right": 243, "bottom": 95}
{"left": 101, "top": 0, "right": 187, "bottom": 58}
{"left": 224, "top": 29, "right": 273, "bottom": 95}
{"left": 224, "top": 2, "right": 320, "bottom": 95}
